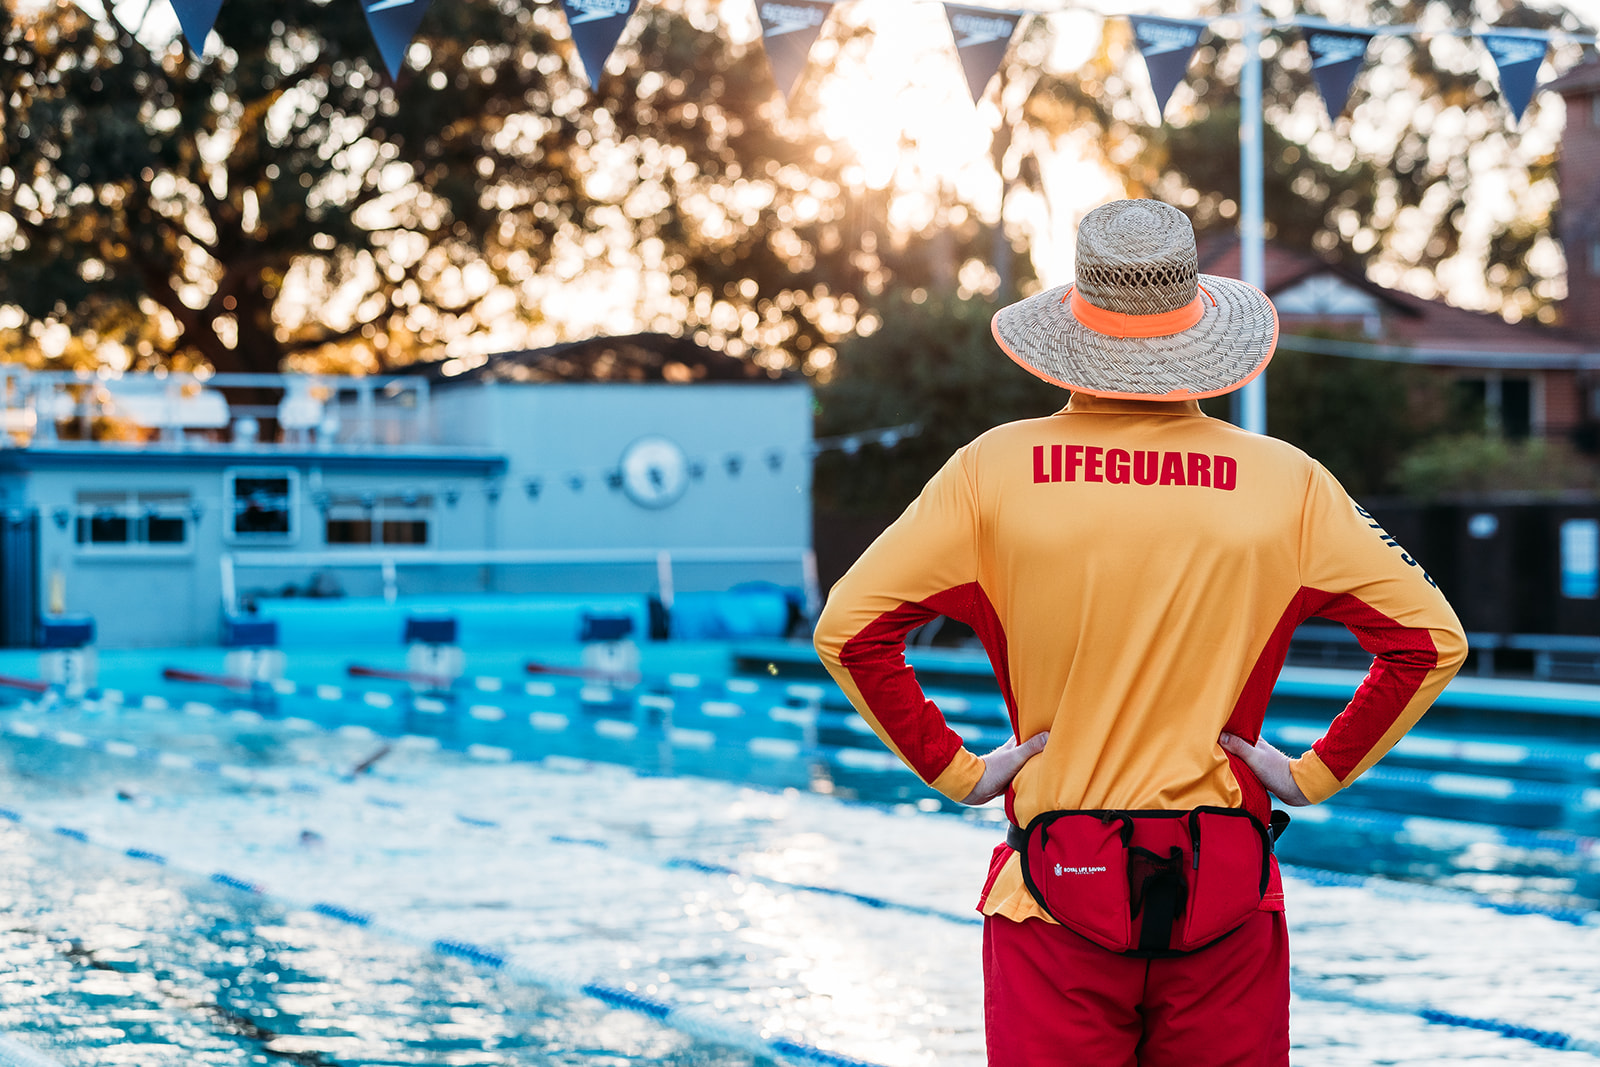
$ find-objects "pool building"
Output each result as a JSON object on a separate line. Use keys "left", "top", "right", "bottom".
{"left": 0, "top": 365, "right": 815, "bottom": 650}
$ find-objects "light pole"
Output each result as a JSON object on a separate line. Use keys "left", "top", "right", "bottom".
{"left": 1237, "top": 0, "right": 1267, "bottom": 435}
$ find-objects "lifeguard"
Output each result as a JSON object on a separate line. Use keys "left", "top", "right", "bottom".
{"left": 814, "top": 198, "right": 1466, "bottom": 1065}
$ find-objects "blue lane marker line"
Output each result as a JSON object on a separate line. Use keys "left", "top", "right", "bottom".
{"left": 1294, "top": 802, "right": 1600, "bottom": 860}
{"left": 1353, "top": 765, "right": 1600, "bottom": 810}
{"left": 0, "top": 800, "right": 892, "bottom": 1067}
{"left": 1279, "top": 864, "right": 1599, "bottom": 927}
{"left": 1290, "top": 971, "right": 1600, "bottom": 1057}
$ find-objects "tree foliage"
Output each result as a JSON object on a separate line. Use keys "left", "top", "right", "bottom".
{"left": 813, "top": 293, "right": 1065, "bottom": 513}
{"left": 0, "top": 0, "right": 1043, "bottom": 375}
{"left": 1025, "top": 0, "right": 1588, "bottom": 323}
{"left": 1, "top": 0, "right": 602, "bottom": 371}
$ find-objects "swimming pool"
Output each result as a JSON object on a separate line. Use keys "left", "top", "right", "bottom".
{"left": 0, "top": 643, "right": 1595, "bottom": 1065}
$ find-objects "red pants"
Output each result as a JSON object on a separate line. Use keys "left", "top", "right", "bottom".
{"left": 983, "top": 911, "right": 1289, "bottom": 1066}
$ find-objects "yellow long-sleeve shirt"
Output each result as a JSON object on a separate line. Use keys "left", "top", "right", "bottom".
{"left": 814, "top": 395, "right": 1467, "bottom": 923}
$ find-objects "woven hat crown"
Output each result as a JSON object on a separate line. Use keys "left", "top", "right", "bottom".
{"left": 1074, "top": 200, "right": 1199, "bottom": 316}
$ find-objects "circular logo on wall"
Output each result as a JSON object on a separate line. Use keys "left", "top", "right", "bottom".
{"left": 619, "top": 435, "right": 689, "bottom": 509}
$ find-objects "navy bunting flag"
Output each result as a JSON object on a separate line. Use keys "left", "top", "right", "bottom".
{"left": 169, "top": 0, "right": 224, "bottom": 54}
{"left": 1305, "top": 27, "right": 1375, "bottom": 119}
{"left": 942, "top": 5, "right": 1022, "bottom": 103}
{"left": 757, "top": 0, "right": 835, "bottom": 98}
{"left": 363, "top": 0, "right": 432, "bottom": 81}
{"left": 1128, "top": 16, "right": 1206, "bottom": 118}
{"left": 560, "top": 0, "right": 641, "bottom": 88}
{"left": 1481, "top": 33, "right": 1546, "bottom": 123}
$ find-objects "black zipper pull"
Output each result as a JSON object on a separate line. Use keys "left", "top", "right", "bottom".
{"left": 1190, "top": 810, "right": 1201, "bottom": 870}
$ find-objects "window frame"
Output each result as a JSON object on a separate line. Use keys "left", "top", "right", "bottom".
{"left": 71, "top": 490, "right": 195, "bottom": 556}
{"left": 322, "top": 492, "right": 433, "bottom": 549}
{"left": 223, "top": 467, "right": 301, "bottom": 546}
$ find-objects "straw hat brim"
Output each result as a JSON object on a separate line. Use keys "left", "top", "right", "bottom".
{"left": 991, "top": 274, "right": 1279, "bottom": 401}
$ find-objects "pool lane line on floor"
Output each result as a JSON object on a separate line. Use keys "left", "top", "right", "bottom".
{"left": 8, "top": 795, "right": 1600, "bottom": 1064}
{"left": 0, "top": 804, "right": 888, "bottom": 1067}
{"left": 1289, "top": 969, "right": 1600, "bottom": 1056}
{"left": 5, "top": 703, "right": 1598, "bottom": 930}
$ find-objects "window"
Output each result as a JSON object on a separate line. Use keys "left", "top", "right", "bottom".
{"left": 324, "top": 494, "right": 433, "bottom": 547}
{"left": 225, "top": 468, "right": 299, "bottom": 544}
{"left": 1454, "top": 376, "right": 1531, "bottom": 439}
{"left": 73, "top": 490, "right": 192, "bottom": 552}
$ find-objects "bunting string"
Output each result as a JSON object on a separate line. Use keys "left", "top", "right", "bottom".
{"left": 162, "top": 0, "right": 1599, "bottom": 129}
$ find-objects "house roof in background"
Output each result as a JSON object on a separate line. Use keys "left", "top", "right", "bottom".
{"left": 1196, "top": 234, "right": 1594, "bottom": 357}
{"left": 1546, "top": 56, "right": 1600, "bottom": 96}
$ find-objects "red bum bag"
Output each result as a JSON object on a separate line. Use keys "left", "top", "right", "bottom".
{"left": 1005, "top": 807, "right": 1281, "bottom": 958}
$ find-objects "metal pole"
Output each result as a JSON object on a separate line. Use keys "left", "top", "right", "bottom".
{"left": 1238, "top": 0, "right": 1267, "bottom": 435}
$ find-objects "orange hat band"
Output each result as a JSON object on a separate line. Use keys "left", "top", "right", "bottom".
{"left": 1067, "top": 287, "right": 1211, "bottom": 339}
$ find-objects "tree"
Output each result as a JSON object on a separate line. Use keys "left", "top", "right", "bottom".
{"left": 813, "top": 293, "right": 1065, "bottom": 513}
{"left": 1022, "top": 0, "right": 1589, "bottom": 325}
{"left": 1, "top": 0, "right": 615, "bottom": 371}
{"left": 0, "top": 0, "right": 937, "bottom": 375}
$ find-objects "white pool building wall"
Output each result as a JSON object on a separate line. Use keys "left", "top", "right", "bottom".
{"left": 428, "top": 380, "right": 816, "bottom": 597}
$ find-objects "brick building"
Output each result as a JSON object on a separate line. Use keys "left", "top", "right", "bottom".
{"left": 1196, "top": 238, "right": 1596, "bottom": 444}
{"left": 1551, "top": 56, "right": 1600, "bottom": 344}
{"left": 1191, "top": 56, "right": 1600, "bottom": 450}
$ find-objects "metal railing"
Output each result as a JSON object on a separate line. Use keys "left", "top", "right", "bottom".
{"left": 0, "top": 367, "right": 432, "bottom": 449}
{"left": 221, "top": 546, "right": 821, "bottom": 618}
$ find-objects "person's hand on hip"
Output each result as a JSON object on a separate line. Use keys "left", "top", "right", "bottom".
{"left": 962, "top": 732, "right": 1050, "bottom": 805}
{"left": 1218, "top": 731, "right": 1311, "bottom": 806}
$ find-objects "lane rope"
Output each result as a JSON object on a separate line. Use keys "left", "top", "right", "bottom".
{"left": 3, "top": 707, "right": 1596, "bottom": 930}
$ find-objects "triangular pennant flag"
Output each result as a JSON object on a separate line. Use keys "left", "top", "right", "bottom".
{"left": 560, "top": 0, "right": 641, "bottom": 89}
{"left": 1481, "top": 33, "right": 1546, "bottom": 123}
{"left": 1128, "top": 16, "right": 1205, "bottom": 118}
{"left": 362, "top": 0, "right": 432, "bottom": 81}
{"left": 757, "top": 0, "right": 835, "bottom": 98}
{"left": 1304, "top": 27, "right": 1375, "bottom": 119}
{"left": 169, "top": 0, "right": 225, "bottom": 55}
{"left": 942, "top": 5, "right": 1022, "bottom": 103}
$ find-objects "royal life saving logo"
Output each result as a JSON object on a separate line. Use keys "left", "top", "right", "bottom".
{"left": 1053, "top": 863, "right": 1108, "bottom": 876}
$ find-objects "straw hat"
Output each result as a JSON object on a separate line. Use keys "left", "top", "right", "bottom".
{"left": 991, "top": 199, "right": 1278, "bottom": 401}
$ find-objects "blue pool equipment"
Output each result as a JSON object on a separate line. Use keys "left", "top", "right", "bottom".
{"left": 668, "top": 584, "right": 798, "bottom": 640}
{"left": 220, "top": 613, "right": 285, "bottom": 685}
{"left": 579, "top": 613, "right": 641, "bottom": 682}
{"left": 404, "top": 614, "right": 464, "bottom": 692}
{"left": 37, "top": 614, "right": 95, "bottom": 696}
{"left": 254, "top": 594, "right": 654, "bottom": 648}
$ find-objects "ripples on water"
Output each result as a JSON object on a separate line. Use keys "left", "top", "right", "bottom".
{"left": 0, "top": 698, "right": 1594, "bottom": 1066}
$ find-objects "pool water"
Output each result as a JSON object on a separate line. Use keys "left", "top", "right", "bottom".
{"left": 0, "top": 647, "right": 1595, "bottom": 1066}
